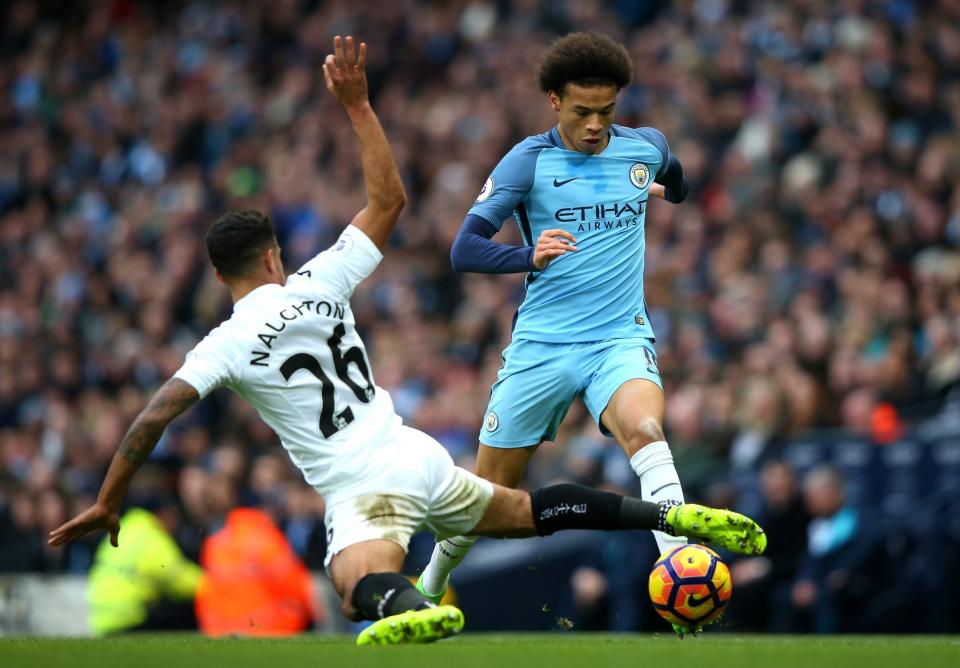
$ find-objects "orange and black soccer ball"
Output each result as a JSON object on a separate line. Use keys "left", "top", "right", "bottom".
{"left": 648, "top": 544, "right": 733, "bottom": 628}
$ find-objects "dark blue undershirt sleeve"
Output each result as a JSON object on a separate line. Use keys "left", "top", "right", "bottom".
{"left": 632, "top": 126, "right": 690, "bottom": 204}
{"left": 657, "top": 153, "right": 689, "bottom": 204}
{"left": 450, "top": 214, "right": 537, "bottom": 274}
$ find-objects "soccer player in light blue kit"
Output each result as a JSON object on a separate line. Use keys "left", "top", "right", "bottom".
{"left": 419, "top": 32, "right": 714, "bottom": 632}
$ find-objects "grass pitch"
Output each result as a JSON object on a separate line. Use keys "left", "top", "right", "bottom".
{"left": 2, "top": 634, "right": 958, "bottom": 668}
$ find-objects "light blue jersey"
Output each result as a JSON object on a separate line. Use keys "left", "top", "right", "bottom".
{"left": 469, "top": 124, "right": 672, "bottom": 344}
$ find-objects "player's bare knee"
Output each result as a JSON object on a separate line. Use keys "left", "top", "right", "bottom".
{"left": 625, "top": 417, "right": 664, "bottom": 453}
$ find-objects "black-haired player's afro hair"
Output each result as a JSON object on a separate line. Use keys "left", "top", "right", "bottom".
{"left": 536, "top": 32, "right": 633, "bottom": 95}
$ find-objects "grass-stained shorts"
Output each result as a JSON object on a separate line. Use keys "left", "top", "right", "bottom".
{"left": 480, "top": 337, "right": 662, "bottom": 447}
{"left": 323, "top": 426, "right": 494, "bottom": 571}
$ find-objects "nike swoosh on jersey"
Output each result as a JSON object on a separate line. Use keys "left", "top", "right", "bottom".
{"left": 553, "top": 176, "right": 581, "bottom": 187}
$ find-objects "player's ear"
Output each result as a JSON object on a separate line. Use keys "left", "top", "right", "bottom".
{"left": 214, "top": 268, "right": 226, "bottom": 285}
{"left": 262, "top": 246, "right": 277, "bottom": 275}
{"left": 549, "top": 90, "right": 561, "bottom": 112}
{"left": 264, "top": 244, "right": 283, "bottom": 278}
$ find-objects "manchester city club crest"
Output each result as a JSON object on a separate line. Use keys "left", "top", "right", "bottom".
{"left": 629, "top": 163, "right": 649, "bottom": 189}
{"left": 485, "top": 411, "right": 499, "bottom": 432}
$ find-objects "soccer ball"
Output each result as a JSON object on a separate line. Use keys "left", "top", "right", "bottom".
{"left": 648, "top": 544, "right": 732, "bottom": 629}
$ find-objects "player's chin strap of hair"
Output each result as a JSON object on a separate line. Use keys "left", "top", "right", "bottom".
{"left": 529, "top": 484, "right": 675, "bottom": 536}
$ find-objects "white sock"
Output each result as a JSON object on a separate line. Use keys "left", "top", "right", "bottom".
{"left": 420, "top": 535, "right": 478, "bottom": 596}
{"left": 630, "top": 440, "right": 687, "bottom": 553}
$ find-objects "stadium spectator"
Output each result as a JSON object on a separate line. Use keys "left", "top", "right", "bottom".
{"left": 196, "top": 507, "right": 318, "bottom": 636}
{"left": 0, "top": 488, "right": 45, "bottom": 572}
{"left": 87, "top": 493, "right": 202, "bottom": 635}
{"left": 786, "top": 465, "right": 877, "bottom": 633}
{"left": 725, "top": 460, "right": 810, "bottom": 632}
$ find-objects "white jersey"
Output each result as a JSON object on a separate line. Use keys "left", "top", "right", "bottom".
{"left": 174, "top": 225, "right": 402, "bottom": 503}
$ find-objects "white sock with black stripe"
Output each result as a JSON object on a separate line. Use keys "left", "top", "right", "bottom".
{"left": 421, "top": 535, "right": 478, "bottom": 597}
{"left": 630, "top": 440, "right": 687, "bottom": 553}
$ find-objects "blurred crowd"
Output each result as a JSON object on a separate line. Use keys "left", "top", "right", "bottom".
{"left": 2, "top": 0, "right": 960, "bottom": 633}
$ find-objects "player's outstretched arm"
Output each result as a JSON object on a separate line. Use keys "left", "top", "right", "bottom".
{"left": 48, "top": 378, "right": 199, "bottom": 548}
{"left": 324, "top": 35, "right": 406, "bottom": 252}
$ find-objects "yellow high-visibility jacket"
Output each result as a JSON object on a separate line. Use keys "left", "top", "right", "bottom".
{"left": 88, "top": 508, "right": 202, "bottom": 635}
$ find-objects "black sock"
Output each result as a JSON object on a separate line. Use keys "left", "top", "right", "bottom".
{"left": 530, "top": 483, "right": 662, "bottom": 536}
{"left": 351, "top": 572, "right": 434, "bottom": 620}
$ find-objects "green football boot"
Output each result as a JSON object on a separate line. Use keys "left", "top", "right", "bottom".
{"left": 415, "top": 572, "right": 447, "bottom": 605}
{"left": 356, "top": 605, "right": 464, "bottom": 645}
{"left": 663, "top": 503, "right": 767, "bottom": 555}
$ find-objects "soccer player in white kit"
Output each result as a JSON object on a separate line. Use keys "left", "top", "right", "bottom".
{"left": 50, "top": 36, "right": 766, "bottom": 644}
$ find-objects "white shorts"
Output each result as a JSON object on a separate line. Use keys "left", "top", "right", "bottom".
{"left": 323, "top": 426, "right": 494, "bottom": 569}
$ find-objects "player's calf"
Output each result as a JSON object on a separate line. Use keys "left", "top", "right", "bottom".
{"left": 329, "top": 539, "right": 417, "bottom": 620}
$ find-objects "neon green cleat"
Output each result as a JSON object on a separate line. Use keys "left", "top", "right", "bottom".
{"left": 415, "top": 573, "right": 447, "bottom": 606}
{"left": 355, "top": 605, "right": 464, "bottom": 645}
{"left": 665, "top": 503, "right": 767, "bottom": 556}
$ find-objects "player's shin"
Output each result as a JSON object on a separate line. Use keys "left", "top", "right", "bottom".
{"left": 420, "top": 536, "right": 477, "bottom": 600}
{"left": 352, "top": 572, "right": 434, "bottom": 620}
{"left": 630, "top": 441, "right": 687, "bottom": 552}
{"left": 530, "top": 484, "right": 665, "bottom": 534}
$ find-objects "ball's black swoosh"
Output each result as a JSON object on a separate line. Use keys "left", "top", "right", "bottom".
{"left": 687, "top": 578, "right": 728, "bottom": 607}
{"left": 553, "top": 176, "right": 580, "bottom": 187}
{"left": 687, "top": 589, "right": 714, "bottom": 607}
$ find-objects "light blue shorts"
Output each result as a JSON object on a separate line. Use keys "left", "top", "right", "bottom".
{"left": 479, "top": 337, "right": 662, "bottom": 448}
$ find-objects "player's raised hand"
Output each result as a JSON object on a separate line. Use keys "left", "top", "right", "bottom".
{"left": 48, "top": 502, "right": 121, "bottom": 548}
{"left": 649, "top": 183, "right": 666, "bottom": 200}
{"left": 533, "top": 229, "right": 578, "bottom": 270}
{"left": 324, "top": 35, "right": 368, "bottom": 110}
